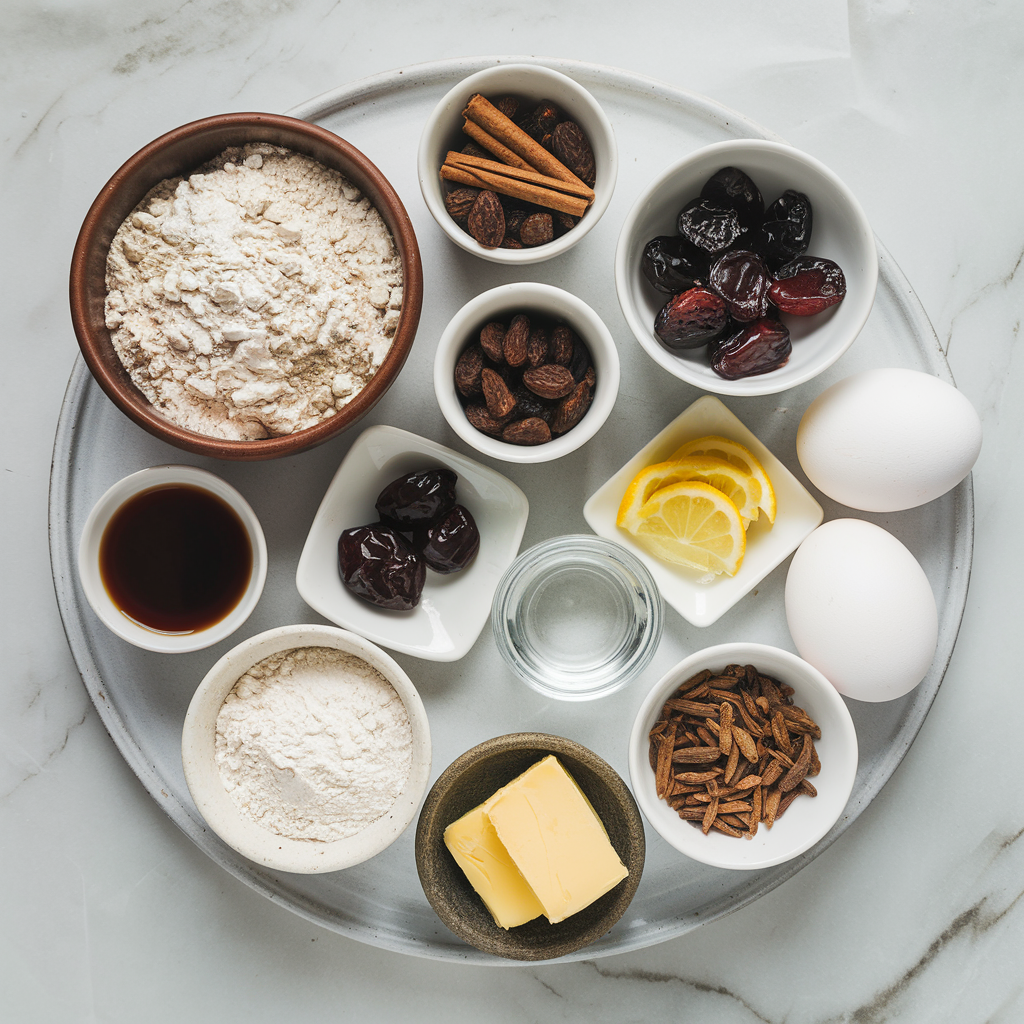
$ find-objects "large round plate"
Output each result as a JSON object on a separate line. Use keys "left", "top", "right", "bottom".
{"left": 49, "top": 57, "right": 972, "bottom": 963}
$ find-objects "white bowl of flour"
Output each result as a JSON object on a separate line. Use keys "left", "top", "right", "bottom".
{"left": 182, "top": 624, "right": 431, "bottom": 873}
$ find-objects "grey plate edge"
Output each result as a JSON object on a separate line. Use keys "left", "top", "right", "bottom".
{"left": 48, "top": 56, "right": 974, "bottom": 965}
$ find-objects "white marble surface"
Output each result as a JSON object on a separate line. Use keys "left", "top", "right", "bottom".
{"left": 3, "top": 1, "right": 1023, "bottom": 1020}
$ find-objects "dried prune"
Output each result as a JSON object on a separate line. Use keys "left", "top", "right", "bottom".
{"left": 710, "top": 319, "right": 792, "bottom": 379}
{"left": 677, "top": 198, "right": 746, "bottom": 255}
{"left": 760, "top": 190, "right": 812, "bottom": 266}
{"left": 654, "top": 287, "right": 729, "bottom": 349}
{"left": 709, "top": 249, "right": 772, "bottom": 322}
{"left": 700, "top": 167, "right": 764, "bottom": 230}
{"left": 375, "top": 468, "right": 458, "bottom": 526}
{"left": 769, "top": 256, "right": 847, "bottom": 315}
{"left": 414, "top": 505, "right": 480, "bottom": 575}
{"left": 338, "top": 525, "right": 425, "bottom": 610}
{"left": 641, "top": 235, "right": 708, "bottom": 294}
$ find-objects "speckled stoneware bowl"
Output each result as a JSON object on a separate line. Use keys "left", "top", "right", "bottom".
{"left": 70, "top": 112, "right": 423, "bottom": 461}
{"left": 415, "top": 733, "right": 644, "bottom": 961}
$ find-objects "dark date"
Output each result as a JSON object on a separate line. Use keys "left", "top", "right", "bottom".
{"left": 710, "top": 319, "right": 792, "bottom": 380}
{"left": 375, "top": 468, "right": 457, "bottom": 526}
{"left": 338, "top": 525, "right": 425, "bottom": 611}
{"left": 414, "top": 505, "right": 480, "bottom": 574}
{"left": 769, "top": 256, "right": 847, "bottom": 315}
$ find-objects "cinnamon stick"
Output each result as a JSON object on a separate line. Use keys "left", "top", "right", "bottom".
{"left": 461, "top": 119, "right": 535, "bottom": 172}
{"left": 462, "top": 93, "right": 588, "bottom": 189}
{"left": 439, "top": 164, "right": 590, "bottom": 218}
{"left": 446, "top": 150, "right": 595, "bottom": 200}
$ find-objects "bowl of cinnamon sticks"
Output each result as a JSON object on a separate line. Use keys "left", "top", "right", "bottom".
{"left": 418, "top": 63, "right": 617, "bottom": 264}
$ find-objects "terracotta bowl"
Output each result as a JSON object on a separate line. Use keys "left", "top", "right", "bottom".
{"left": 415, "top": 733, "right": 645, "bottom": 961}
{"left": 70, "top": 112, "right": 423, "bottom": 461}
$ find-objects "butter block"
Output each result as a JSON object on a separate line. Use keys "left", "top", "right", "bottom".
{"left": 443, "top": 803, "right": 545, "bottom": 929}
{"left": 485, "top": 755, "right": 629, "bottom": 925}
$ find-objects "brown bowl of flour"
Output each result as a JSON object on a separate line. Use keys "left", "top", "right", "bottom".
{"left": 70, "top": 112, "right": 423, "bottom": 461}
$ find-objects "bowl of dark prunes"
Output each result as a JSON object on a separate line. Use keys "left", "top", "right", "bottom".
{"left": 295, "top": 425, "right": 529, "bottom": 661}
{"left": 614, "top": 139, "right": 877, "bottom": 396}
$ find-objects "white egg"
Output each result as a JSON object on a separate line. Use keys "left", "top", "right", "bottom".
{"left": 785, "top": 520, "right": 938, "bottom": 702}
{"left": 797, "top": 368, "right": 982, "bottom": 512}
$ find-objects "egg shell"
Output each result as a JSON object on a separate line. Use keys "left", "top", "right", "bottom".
{"left": 785, "top": 519, "right": 938, "bottom": 702}
{"left": 796, "top": 368, "right": 982, "bottom": 512}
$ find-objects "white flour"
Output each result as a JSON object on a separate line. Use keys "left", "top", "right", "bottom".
{"left": 105, "top": 143, "right": 403, "bottom": 440}
{"left": 215, "top": 646, "right": 413, "bottom": 842}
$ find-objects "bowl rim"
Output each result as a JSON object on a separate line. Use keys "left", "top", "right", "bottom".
{"left": 417, "top": 62, "right": 617, "bottom": 265}
{"left": 432, "top": 281, "right": 620, "bottom": 463}
{"left": 414, "top": 731, "right": 645, "bottom": 960}
{"left": 76, "top": 464, "right": 267, "bottom": 653}
{"left": 70, "top": 111, "right": 423, "bottom": 461}
{"left": 181, "top": 623, "right": 432, "bottom": 873}
{"left": 614, "top": 138, "right": 878, "bottom": 397}
{"left": 628, "top": 642, "right": 858, "bottom": 870}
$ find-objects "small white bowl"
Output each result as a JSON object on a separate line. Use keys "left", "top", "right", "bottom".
{"left": 418, "top": 62, "right": 617, "bottom": 264}
{"left": 615, "top": 139, "right": 878, "bottom": 396}
{"left": 584, "top": 395, "right": 822, "bottom": 627}
{"left": 77, "top": 465, "right": 267, "bottom": 653}
{"left": 182, "top": 624, "right": 432, "bottom": 873}
{"left": 295, "top": 425, "right": 529, "bottom": 661}
{"left": 629, "top": 643, "right": 858, "bottom": 871}
{"left": 434, "top": 282, "right": 620, "bottom": 464}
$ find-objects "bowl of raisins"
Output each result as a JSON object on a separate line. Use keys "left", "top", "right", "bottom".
{"left": 614, "top": 140, "right": 877, "bottom": 396}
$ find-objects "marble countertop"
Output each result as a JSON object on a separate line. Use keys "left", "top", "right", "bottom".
{"left": 4, "top": 2, "right": 1022, "bottom": 1021}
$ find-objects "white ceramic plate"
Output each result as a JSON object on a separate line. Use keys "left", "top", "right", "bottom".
{"left": 295, "top": 424, "right": 529, "bottom": 661}
{"left": 583, "top": 395, "right": 823, "bottom": 627}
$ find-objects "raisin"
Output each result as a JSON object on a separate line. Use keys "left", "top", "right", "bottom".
{"left": 338, "top": 525, "right": 425, "bottom": 611}
{"left": 769, "top": 256, "right": 847, "bottom": 315}
{"left": 654, "top": 287, "right": 729, "bottom": 350}
{"left": 710, "top": 319, "right": 792, "bottom": 380}
{"left": 700, "top": 167, "right": 764, "bottom": 230}
{"left": 641, "top": 235, "right": 708, "bottom": 294}
{"left": 709, "top": 250, "right": 772, "bottom": 322}
{"left": 677, "top": 198, "right": 746, "bottom": 255}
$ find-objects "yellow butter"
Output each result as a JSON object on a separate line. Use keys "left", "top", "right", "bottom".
{"left": 484, "top": 755, "right": 628, "bottom": 925}
{"left": 443, "top": 802, "right": 545, "bottom": 930}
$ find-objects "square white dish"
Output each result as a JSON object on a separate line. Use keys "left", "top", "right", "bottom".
{"left": 296, "top": 425, "right": 529, "bottom": 661}
{"left": 583, "top": 396, "right": 822, "bottom": 627}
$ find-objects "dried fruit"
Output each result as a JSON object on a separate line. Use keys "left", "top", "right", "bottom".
{"left": 700, "top": 167, "right": 764, "bottom": 230}
{"left": 479, "top": 321, "right": 506, "bottom": 363}
{"left": 527, "top": 325, "right": 549, "bottom": 368}
{"left": 414, "top": 504, "right": 480, "bottom": 574}
{"left": 375, "top": 468, "right": 458, "bottom": 526}
{"left": 523, "top": 363, "right": 575, "bottom": 399}
{"left": 454, "top": 344, "right": 484, "bottom": 398}
{"left": 760, "top": 189, "right": 813, "bottom": 266}
{"left": 502, "top": 417, "right": 551, "bottom": 445}
{"left": 678, "top": 197, "right": 746, "bottom": 255}
{"left": 708, "top": 249, "right": 772, "bottom": 322}
{"left": 520, "top": 101, "right": 560, "bottom": 141}
{"left": 648, "top": 663, "right": 821, "bottom": 837}
{"left": 520, "top": 212, "right": 554, "bottom": 247}
{"left": 465, "top": 404, "right": 507, "bottom": 437}
{"left": 654, "top": 287, "right": 729, "bottom": 350}
{"left": 551, "top": 120, "right": 596, "bottom": 186}
{"left": 550, "top": 381, "right": 592, "bottom": 435}
{"left": 444, "top": 187, "right": 481, "bottom": 223}
{"left": 467, "top": 190, "right": 505, "bottom": 248}
{"left": 338, "top": 524, "right": 425, "bottom": 611}
{"left": 769, "top": 256, "right": 847, "bottom": 315}
{"left": 641, "top": 235, "right": 708, "bottom": 294}
{"left": 481, "top": 367, "right": 517, "bottom": 418}
{"left": 503, "top": 314, "right": 530, "bottom": 367}
{"left": 710, "top": 318, "right": 792, "bottom": 380}
{"left": 550, "top": 324, "right": 575, "bottom": 366}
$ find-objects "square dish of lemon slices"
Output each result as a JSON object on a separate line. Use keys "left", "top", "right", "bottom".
{"left": 583, "top": 395, "right": 822, "bottom": 627}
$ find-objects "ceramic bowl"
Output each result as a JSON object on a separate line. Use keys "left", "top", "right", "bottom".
{"left": 417, "top": 63, "right": 617, "bottom": 264}
{"left": 615, "top": 139, "right": 878, "bottom": 396}
{"left": 295, "top": 425, "right": 529, "bottom": 661}
{"left": 629, "top": 643, "right": 858, "bottom": 870}
{"left": 77, "top": 465, "right": 267, "bottom": 653}
{"left": 583, "top": 395, "right": 823, "bottom": 627}
{"left": 433, "top": 282, "right": 619, "bottom": 464}
{"left": 415, "top": 733, "right": 644, "bottom": 960}
{"left": 182, "top": 624, "right": 432, "bottom": 873}
{"left": 70, "top": 112, "right": 422, "bottom": 460}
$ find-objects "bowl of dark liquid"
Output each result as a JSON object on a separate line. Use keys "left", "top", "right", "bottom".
{"left": 78, "top": 466, "right": 267, "bottom": 652}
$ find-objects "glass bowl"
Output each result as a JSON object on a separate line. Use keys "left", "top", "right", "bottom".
{"left": 491, "top": 535, "right": 663, "bottom": 701}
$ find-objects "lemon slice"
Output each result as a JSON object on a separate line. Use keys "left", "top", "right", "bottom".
{"left": 671, "top": 435, "right": 777, "bottom": 524}
{"left": 617, "top": 456, "right": 761, "bottom": 528}
{"left": 626, "top": 480, "right": 746, "bottom": 576}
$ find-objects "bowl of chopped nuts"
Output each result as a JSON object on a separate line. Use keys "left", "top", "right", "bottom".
{"left": 418, "top": 63, "right": 617, "bottom": 263}
{"left": 70, "top": 112, "right": 423, "bottom": 460}
{"left": 433, "top": 282, "right": 619, "bottom": 463}
{"left": 628, "top": 643, "right": 858, "bottom": 870}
